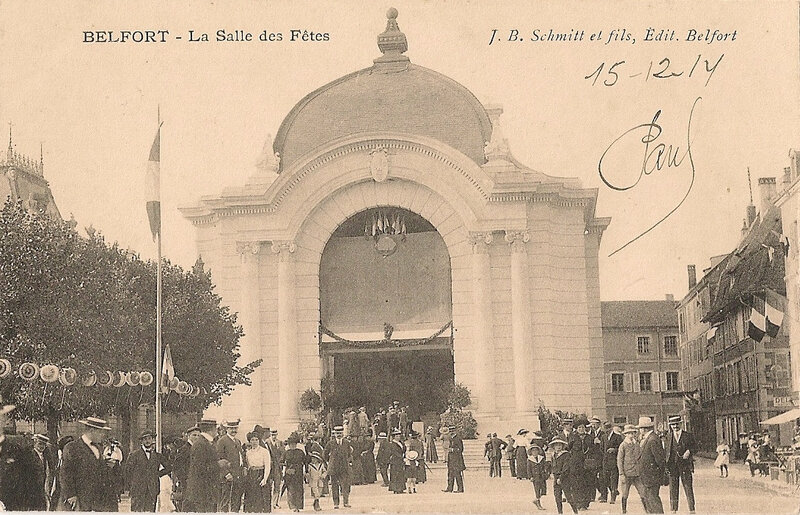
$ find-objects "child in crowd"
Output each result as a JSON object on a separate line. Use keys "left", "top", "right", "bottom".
{"left": 306, "top": 451, "right": 328, "bottom": 512}
{"left": 527, "top": 444, "right": 550, "bottom": 511}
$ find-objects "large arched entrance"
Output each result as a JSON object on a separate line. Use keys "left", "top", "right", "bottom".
{"left": 318, "top": 207, "right": 455, "bottom": 419}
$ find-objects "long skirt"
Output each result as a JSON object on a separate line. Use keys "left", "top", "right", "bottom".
{"left": 418, "top": 460, "right": 427, "bottom": 483}
{"left": 243, "top": 469, "right": 271, "bottom": 513}
{"left": 362, "top": 453, "right": 377, "bottom": 484}
{"left": 426, "top": 438, "right": 438, "bottom": 463}
{"left": 351, "top": 454, "right": 365, "bottom": 485}
{"left": 389, "top": 462, "right": 406, "bottom": 493}
{"left": 285, "top": 476, "right": 304, "bottom": 511}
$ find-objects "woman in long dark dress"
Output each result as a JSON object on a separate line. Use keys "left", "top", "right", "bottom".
{"left": 387, "top": 430, "right": 407, "bottom": 494}
{"left": 515, "top": 434, "right": 530, "bottom": 480}
{"left": 361, "top": 431, "right": 377, "bottom": 484}
{"left": 282, "top": 435, "right": 309, "bottom": 512}
{"left": 349, "top": 436, "right": 365, "bottom": 485}
{"left": 424, "top": 427, "right": 438, "bottom": 463}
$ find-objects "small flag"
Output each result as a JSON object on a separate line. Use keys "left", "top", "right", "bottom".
{"left": 160, "top": 344, "right": 174, "bottom": 393}
{"left": 765, "top": 289, "right": 785, "bottom": 338}
{"left": 748, "top": 296, "right": 767, "bottom": 342}
{"left": 145, "top": 125, "right": 162, "bottom": 240}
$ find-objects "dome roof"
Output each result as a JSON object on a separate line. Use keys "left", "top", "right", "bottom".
{"left": 273, "top": 9, "right": 492, "bottom": 172}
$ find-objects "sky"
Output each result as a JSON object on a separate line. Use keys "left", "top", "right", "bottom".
{"left": 1, "top": 0, "right": 798, "bottom": 302}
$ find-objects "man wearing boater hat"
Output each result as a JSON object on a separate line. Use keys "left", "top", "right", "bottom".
{"left": 324, "top": 425, "right": 353, "bottom": 508}
{"left": 664, "top": 415, "right": 696, "bottom": 513}
{"left": 216, "top": 419, "right": 246, "bottom": 512}
{"left": 125, "top": 429, "right": 170, "bottom": 512}
{"left": 637, "top": 416, "right": 666, "bottom": 514}
{"left": 59, "top": 416, "right": 113, "bottom": 511}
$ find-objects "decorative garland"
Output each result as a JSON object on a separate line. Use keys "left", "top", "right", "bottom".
{"left": 319, "top": 321, "right": 453, "bottom": 348}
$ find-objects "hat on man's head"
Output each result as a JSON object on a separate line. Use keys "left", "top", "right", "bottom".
{"left": 186, "top": 424, "right": 201, "bottom": 434}
{"left": 139, "top": 429, "right": 156, "bottom": 440}
{"left": 378, "top": 432, "right": 387, "bottom": 439}
{"left": 622, "top": 424, "right": 638, "bottom": 434}
{"left": 79, "top": 417, "right": 111, "bottom": 431}
{"left": 603, "top": 421, "right": 613, "bottom": 429}
{"left": 391, "top": 428, "right": 402, "bottom": 436}
{"left": 332, "top": 425, "right": 344, "bottom": 434}
{"left": 668, "top": 415, "right": 682, "bottom": 425}
{"left": 636, "top": 416, "right": 654, "bottom": 429}
{"left": 253, "top": 424, "right": 264, "bottom": 434}
{"left": 590, "top": 416, "right": 601, "bottom": 424}
{"left": 448, "top": 425, "right": 457, "bottom": 432}
{"left": 199, "top": 419, "right": 217, "bottom": 430}
{"left": 270, "top": 429, "right": 279, "bottom": 435}
{"left": 549, "top": 437, "right": 568, "bottom": 447}
{"left": 224, "top": 419, "right": 240, "bottom": 429}
{"left": 517, "top": 429, "right": 529, "bottom": 436}
{"left": 33, "top": 434, "right": 50, "bottom": 443}
{"left": 562, "top": 417, "right": 574, "bottom": 425}
{"left": 406, "top": 450, "right": 419, "bottom": 460}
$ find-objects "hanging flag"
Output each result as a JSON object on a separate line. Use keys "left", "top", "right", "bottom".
{"left": 765, "top": 289, "right": 786, "bottom": 338}
{"left": 748, "top": 295, "right": 767, "bottom": 342}
{"left": 706, "top": 325, "right": 719, "bottom": 341}
{"left": 160, "top": 344, "right": 175, "bottom": 393}
{"left": 145, "top": 125, "right": 162, "bottom": 240}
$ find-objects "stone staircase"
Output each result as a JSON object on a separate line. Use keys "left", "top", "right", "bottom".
{"left": 427, "top": 439, "right": 490, "bottom": 471}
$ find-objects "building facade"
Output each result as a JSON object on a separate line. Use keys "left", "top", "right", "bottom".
{"left": 678, "top": 178, "right": 793, "bottom": 449}
{"left": 1, "top": 135, "right": 61, "bottom": 219}
{"left": 180, "top": 10, "right": 610, "bottom": 435}
{"left": 602, "top": 300, "right": 683, "bottom": 429}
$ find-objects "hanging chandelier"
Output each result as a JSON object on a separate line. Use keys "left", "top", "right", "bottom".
{"left": 364, "top": 209, "right": 407, "bottom": 257}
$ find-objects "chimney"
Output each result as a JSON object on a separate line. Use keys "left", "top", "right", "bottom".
{"left": 783, "top": 166, "right": 792, "bottom": 186}
{"left": 758, "top": 177, "right": 777, "bottom": 212}
{"left": 688, "top": 265, "right": 697, "bottom": 289}
{"left": 790, "top": 149, "right": 799, "bottom": 181}
{"left": 665, "top": 294, "right": 675, "bottom": 302}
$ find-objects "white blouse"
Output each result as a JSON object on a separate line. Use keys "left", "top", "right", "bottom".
{"left": 246, "top": 445, "right": 272, "bottom": 478}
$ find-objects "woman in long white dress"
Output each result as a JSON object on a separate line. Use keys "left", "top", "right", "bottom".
{"left": 714, "top": 441, "right": 730, "bottom": 477}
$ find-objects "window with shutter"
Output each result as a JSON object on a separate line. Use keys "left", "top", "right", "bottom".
{"left": 652, "top": 371, "right": 661, "bottom": 392}
{"left": 606, "top": 373, "right": 613, "bottom": 393}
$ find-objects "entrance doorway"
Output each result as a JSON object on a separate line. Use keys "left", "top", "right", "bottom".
{"left": 319, "top": 207, "right": 454, "bottom": 421}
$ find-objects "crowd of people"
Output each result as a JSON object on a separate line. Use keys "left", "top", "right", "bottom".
{"left": 481, "top": 414, "right": 698, "bottom": 515}
{"left": 0, "top": 395, "right": 717, "bottom": 515}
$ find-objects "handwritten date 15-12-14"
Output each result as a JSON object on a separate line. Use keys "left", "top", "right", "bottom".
{"left": 585, "top": 54, "right": 723, "bottom": 87}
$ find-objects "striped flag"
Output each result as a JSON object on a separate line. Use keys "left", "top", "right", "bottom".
{"left": 145, "top": 126, "right": 162, "bottom": 240}
{"left": 765, "top": 289, "right": 786, "bottom": 338}
{"left": 160, "top": 344, "right": 174, "bottom": 393}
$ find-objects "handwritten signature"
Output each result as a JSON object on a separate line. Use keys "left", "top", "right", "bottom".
{"left": 599, "top": 96, "right": 702, "bottom": 256}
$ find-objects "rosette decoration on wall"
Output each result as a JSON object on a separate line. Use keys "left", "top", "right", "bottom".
{"left": 0, "top": 359, "right": 11, "bottom": 379}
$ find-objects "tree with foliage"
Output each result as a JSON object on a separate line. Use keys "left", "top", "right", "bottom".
{"left": 537, "top": 404, "right": 587, "bottom": 443}
{"left": 0, "top": 199, "right": 259, "bottom": 444}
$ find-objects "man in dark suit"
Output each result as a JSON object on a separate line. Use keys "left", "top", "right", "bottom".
{"left": 324, "top": 425, "right": 353, "bottom": 508}
{"left": 637, "top": 417, "right": 666, "bottom": 514}
{"left": 601, "top": 422, "right": 624, "bottom": 504}
{"left": 443, "top": 425, "right": 465, "bottom": 493}
{"left": 0, "top": 404, "right": 46, "bottom": 511}
{"left": 215, "top": 420, "right": 246, "bottom": 512}
{"left": 59, "top": 416, "right": 113, "bottom": 511}
{"left": 125, "top": 429, "right": 170, "bottom": 512}
{"left": 184, "top": 420, "right": 221, "bottom": 512}
{"left": 375, "top": 432, "right": 391, "bottom": 486}
{"left": 169, "top": 436, "right": 191, "bottom": 512}
{"left": 31, "top": 434, "right": 57, "bottom": 509}
{"left": 265, "top": 428, "right": 283, "bottom": 508}
{"left": 50, "top": 435, "right": 74, "bottom": 511}
{"left": 664, "top": 415, "right": 696, "bottom": 513}
{"left": 489, "top": 433, "right": 506, "bottom": 478}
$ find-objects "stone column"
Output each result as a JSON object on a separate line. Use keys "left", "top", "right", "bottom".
{"left": 505, "top": 230, "right": 532, "bottom": 415}
{"left": 272, "top": 240, "right": 299, "bottom": 428}
{"left": 237, "top": 241, "right": 264, "bottom": 426}
{"left": 469, "top": 231, "right": 496, "bottom": 415}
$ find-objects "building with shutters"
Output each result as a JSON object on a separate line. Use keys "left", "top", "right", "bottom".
{"left": 678, "top": 174, "right": 793, "bottom": 449}
{"left": 602, "top": 300, "right": 682, "bottom": 429}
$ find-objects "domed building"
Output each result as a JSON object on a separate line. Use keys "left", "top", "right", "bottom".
{"left": 181, "top": 9, "right": 610, "bottom": 434}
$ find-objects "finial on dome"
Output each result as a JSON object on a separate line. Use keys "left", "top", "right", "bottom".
{"left": 375, "top": 7, "right": 409, "bottom": 65}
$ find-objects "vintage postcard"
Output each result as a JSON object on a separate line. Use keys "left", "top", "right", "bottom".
{"left": 0, "top": 0, "right": 798, "bottom": 513}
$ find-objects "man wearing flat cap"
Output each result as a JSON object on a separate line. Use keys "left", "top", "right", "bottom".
{"left": 184, "top": 420, "right": 221, "bottom": 512}
{"left": 59, "top": 416, "right": 113, "bottom": 511}
{"left": 0, "top": 403, "right": 45, "bottom": 510}
{"left": 125, "top": 429, "right": 170, "bottom": 511}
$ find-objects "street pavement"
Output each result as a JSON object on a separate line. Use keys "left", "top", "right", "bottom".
{"left": 126, "top": 458, "right": 799, "bottom": 513}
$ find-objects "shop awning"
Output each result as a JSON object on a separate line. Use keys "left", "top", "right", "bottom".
{"left": 760, "top": 408, "right": 800, "bottom": 425}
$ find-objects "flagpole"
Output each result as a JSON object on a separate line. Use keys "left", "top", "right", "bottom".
{"left": 155, "top": 106, "right": 163, "bottom": 454}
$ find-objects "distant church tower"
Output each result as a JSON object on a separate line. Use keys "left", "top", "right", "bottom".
{"left": 1, "top": 127, "right": 62, "bottom": 219}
